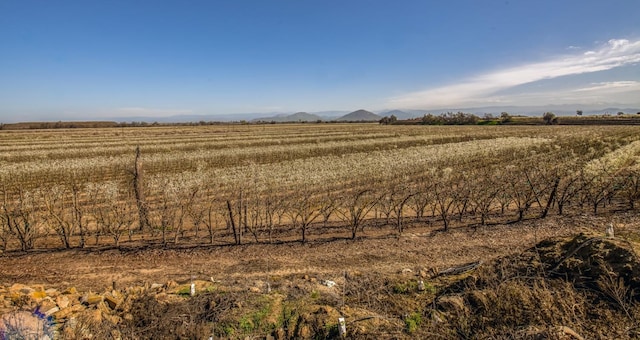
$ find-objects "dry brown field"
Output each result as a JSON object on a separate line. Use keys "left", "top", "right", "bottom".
{"left": 1, "top": 123, "right": 640, "bottom": 339}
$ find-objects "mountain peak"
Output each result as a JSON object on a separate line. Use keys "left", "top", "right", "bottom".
{"left": 336, "top": 109, "right": 381, "bottom": 121}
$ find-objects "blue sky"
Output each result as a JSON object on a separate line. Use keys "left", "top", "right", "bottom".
{"left": 1, "top": 0, "right": 639, "bottom": 121}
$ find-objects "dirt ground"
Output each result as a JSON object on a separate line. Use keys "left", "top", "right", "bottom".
{"left": 0, "top": 214, "right": 607, "bottom": 293}
{"left": 3, "top": 213, "right": 640, "bottom": 339}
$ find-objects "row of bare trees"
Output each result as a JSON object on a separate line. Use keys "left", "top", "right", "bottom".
{"left": 1, "top": 152, "right": 639, "bottom": 252}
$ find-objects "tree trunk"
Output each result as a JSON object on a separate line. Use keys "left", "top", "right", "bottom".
{"left": 133, "top": 146, "right": 149, "bottom": 231}
{"left": 540, "top": 177, "right": 560, "bottom": 219}
{"left": 301, "top": 225, "right": 307, "bottom": 244}
{"left": 227, "top": 200, "right": 240, "bottom": 245}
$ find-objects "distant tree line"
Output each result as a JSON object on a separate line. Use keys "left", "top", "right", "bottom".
{"left": 380, "top": 111, "right": 640, "bottom": 126}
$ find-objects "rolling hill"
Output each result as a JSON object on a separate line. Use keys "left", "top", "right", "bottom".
{"left": 253, "top": 112, "right": 323, "bottom": 122}
{"left": 336, "top": 109, "right": 381, "bottom": 121}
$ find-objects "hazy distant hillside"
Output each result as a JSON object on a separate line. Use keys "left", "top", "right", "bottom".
{"left": 254, "top": 112, "right": 323, "bottom": 122}
{"left": 336, "top": 109, "right": 381, "bottom": 121}
{"left": 380, "top": 110, "right": 419, "bottom": 120}
{"left": 82, "top": 105, "right": 640, "bottom": 124}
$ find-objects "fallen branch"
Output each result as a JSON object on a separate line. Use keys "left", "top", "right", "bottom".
{"left": 438, "top": 261, "right": 482, "bottom": 276}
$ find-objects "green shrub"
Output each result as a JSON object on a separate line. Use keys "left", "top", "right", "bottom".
{"left": 405, "top": 312, "right": 422, "bottom": 333}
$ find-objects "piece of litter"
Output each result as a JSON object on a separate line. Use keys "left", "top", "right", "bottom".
{"left": 322, "top": 280, "right": 336, "bottom": 288}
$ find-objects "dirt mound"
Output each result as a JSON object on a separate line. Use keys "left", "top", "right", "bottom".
{"left": 429, "top": 233, "right": 640, "bottom": 339}
{"left": 539, "top": 234, "right": 640, "bottom": 299}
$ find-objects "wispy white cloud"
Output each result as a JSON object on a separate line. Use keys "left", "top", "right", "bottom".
{"left": 388, "top": 39, "right": 640, "bottom": 108}
{"left": 571, "top": 81, "right": 640, "bottom": 92}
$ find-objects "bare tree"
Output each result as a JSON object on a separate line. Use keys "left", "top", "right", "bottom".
{"left": 335, "top": 188, "right": 382, "bottom": 239}
{"left": 619, "top": 167, "right": 640, "bottom": 209}
{"left": 257, "top": 193, "right": 279, "bottom": 243}
{"left": 555, "top": 170, "right": 583, "bottom": 215}
{"left": 41, "top": 185, "right": 76, "bottom": 249}
{"left": 201, "top": 198, "right": 223, "bottom": 245}
{"left": 581, "top": 170, "right": 617, "bottom": 215}
{"left": 505, "top": 166, "right": 538, "bottom": 222}
{"left": 409, "top": 176, "right": 434, "bottom": 220}
{"left": 173, "top": 187, "right": 199, "bottom": 244}
{"left": 2, "top": 188, "right": 40, "bottom": 251}
{"left": 288, "top": 189, "right": 321, "bottom": 243}
{"left": 146, "top": 178, "right": 181, "bottom": 246}
{"left": 89, "top": 182, "right": 135, "bottom": 247}
{"left": 319, "top": 189, "right": 338, "bottom": 228}
{"left": 469, "top": 171, "right": 500, "bottom": 225}
{"left": 0, "top": 186, "right": 13, "bottom": 251}
{"left": 451, "top": 172, "right": 472, "bottom": 223}
{"left": 433, "top": 172, "right": 456, "bottom": 231}
{"left": 226, "top": 197, "right": 242, "bottom": 245}
{"left": 70, "top": 182, "right": 88, "bottom": 248}
{"left": 388, "top": 183, "right": 416, "bottom": 234}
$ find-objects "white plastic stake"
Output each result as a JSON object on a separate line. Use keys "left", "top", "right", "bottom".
{"left": 606, "top": 223, "right": 614, "bottom": 238}
{"left": 338, "top": 317, "right": 346, "bottom": 337}
{"left": 190, "top": 283, "right": 196, "bottom": 296}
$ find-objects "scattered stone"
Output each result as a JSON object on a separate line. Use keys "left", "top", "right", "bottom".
{"left": 10, "top": 283, "right": 34, "bottom": 295}
{"left": 56, "top": 295, "right": 70, "bottom": 309}
{"left": 43, "top": 307, "right": 59, "bottom": 317}
{"left": 97, "top": 301, "right": 114, "bottom": 317}
{"left": 103, "top": 292, "right": 123, "bottom": 310}
{"left": 38, "top": 299, "right": 58, "bottom": 315}
{"left": 29, "top": 290, "right": 47, "bottom": 301}
{"left": 52, "top": 304, "right": 85, "bottom": 320}
{"left": 401, "top": 268, "right": 413, "bottom": 275}
{"left": 44, "top": 288, "right": 58, "bottom": 297}
{"left": 64, "top": 287, "right": 77, "bottom": 295}
{"left": 81, "top": 293, "right": 103, "bottom": 305}
{"left": 150, "top": 283, "right": 164, "bottom": 290}
{"left": 91, "top": 308, "right": 103, "bottom": 323}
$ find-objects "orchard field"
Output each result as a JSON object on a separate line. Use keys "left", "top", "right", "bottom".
{"left": 1, "top": 123, "right": 640, "bottom": 339}
{"left": 1, "top": 124, "right": 639, "bottom": 251}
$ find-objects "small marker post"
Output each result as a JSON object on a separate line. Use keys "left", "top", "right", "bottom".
{"left": 338, "top": 317, "right": 346, "bottom": 337}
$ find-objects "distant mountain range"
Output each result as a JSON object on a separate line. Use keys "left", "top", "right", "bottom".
{"left": 253, "top": 109, "right": 384, "bottom": 122}
{"left": 169, "top": 106, "right": 638, "bottom": 124}
{"left": 7, "top": 105, "right": 638, "bottom": 124}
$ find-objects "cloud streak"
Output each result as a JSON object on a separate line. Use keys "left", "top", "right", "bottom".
{"left": 388, "top": 39, "right": 640, "bottom": 108}
{"left": 571, "top": 81, "right": 640, "bottom": 92}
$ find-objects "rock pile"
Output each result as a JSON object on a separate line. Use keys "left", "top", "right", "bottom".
{"left": 0, "top": 280, "right": 209, "bottom": 338}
